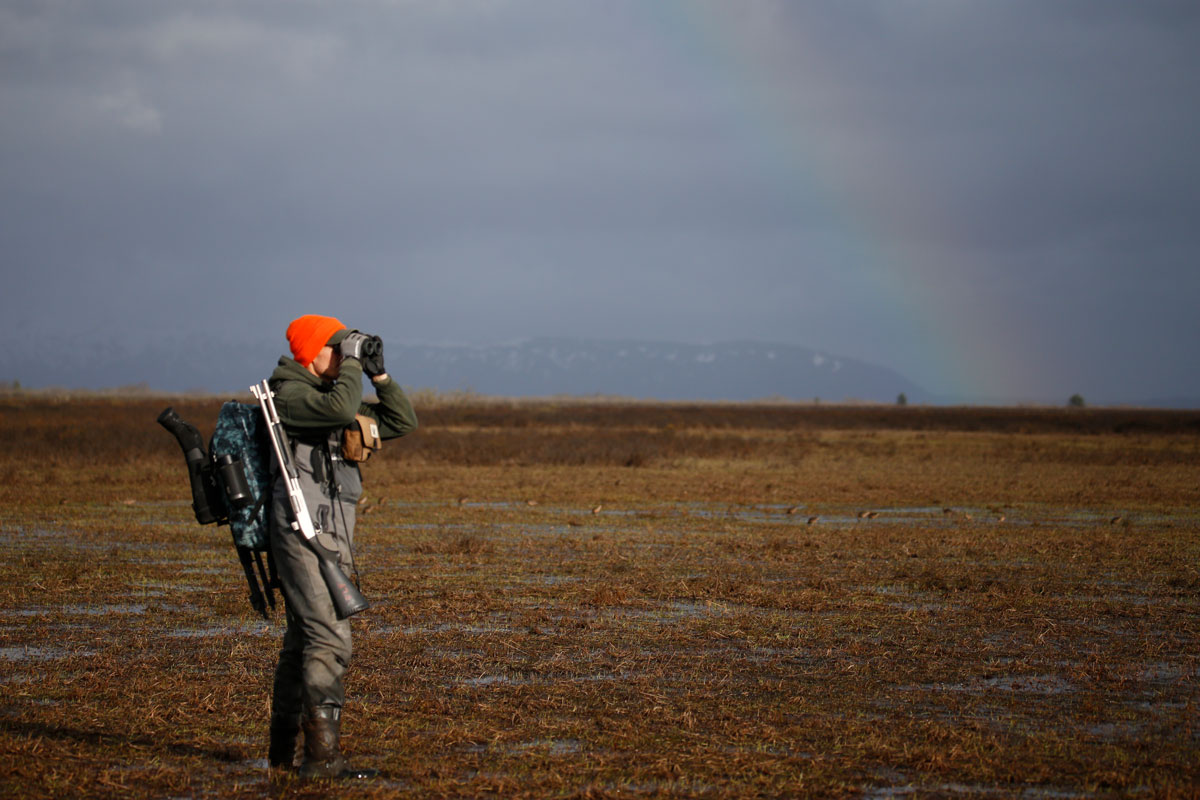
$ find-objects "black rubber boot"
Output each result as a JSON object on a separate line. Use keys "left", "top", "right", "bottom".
{"left": 298, "top": 706, "right": 378, "bottom": 780}
{"left": 268, "top": 712, "right": 301, "bottom": 770}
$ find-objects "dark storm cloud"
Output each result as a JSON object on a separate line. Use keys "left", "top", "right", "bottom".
{"left": 1, "top": 0, "right": 1198, "bottom": 402}
{"left": 758, "top": 2, "right": 1200, "bottom": 252}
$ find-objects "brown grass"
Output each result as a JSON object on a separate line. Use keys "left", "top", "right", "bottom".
{"left": 0, "top": 397, "right": 1197, "bottom": 798}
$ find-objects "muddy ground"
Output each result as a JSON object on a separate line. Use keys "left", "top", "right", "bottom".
{"left": 0, "top": 397, "right": 1197, "bottom": 798}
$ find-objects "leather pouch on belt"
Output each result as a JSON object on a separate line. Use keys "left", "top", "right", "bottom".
{"left": 342, "top": 414, "right": 382, "bottom": 463}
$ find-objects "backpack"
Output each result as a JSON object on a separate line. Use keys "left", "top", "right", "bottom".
{"left": 209, "top": 402, "right": 273, "bottom": 551}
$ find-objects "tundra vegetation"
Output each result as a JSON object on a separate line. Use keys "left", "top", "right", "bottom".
{"left": 0, "top": 396, "right": 1197, "bottom": 798}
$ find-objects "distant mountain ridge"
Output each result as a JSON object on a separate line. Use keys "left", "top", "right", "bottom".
{"left": 392, "top": 338, "right": 928, "bottom": 403}
{"left": 1, "top": 334, "right": 928, "bottom": 403}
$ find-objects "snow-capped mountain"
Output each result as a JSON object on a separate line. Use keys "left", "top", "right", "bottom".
{"left": 390, "top": 338, "right": 927, "bottom": 402}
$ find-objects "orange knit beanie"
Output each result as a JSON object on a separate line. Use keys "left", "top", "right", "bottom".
{"left": 286, "top": 315, "right": 347, "bottom": 367}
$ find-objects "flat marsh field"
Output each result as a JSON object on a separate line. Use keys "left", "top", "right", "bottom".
{"left": 1, "top": 397, "right": 1198, "bottom": 798}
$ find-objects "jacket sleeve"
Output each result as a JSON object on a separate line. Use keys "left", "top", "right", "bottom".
{"left": 277, "top": 360, "right": 366, "bottom": 430}
{"left": 360, "top": 375, "right": 418, "bottom": 440}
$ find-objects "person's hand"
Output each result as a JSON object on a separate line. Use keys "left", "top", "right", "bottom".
{"left": 338, "top": 332, "right": 371, "bottom": 361}
{"left": 362, "top": 337, "right": 386, "bottom": 378}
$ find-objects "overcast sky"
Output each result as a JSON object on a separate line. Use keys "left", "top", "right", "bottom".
{"left": 2, "top": 1, "right": 1198, "bottom": 403}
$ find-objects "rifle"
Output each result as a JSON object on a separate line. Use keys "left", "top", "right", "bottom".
{"left": 251, "top": 380, "right": 369, "bottom": 619}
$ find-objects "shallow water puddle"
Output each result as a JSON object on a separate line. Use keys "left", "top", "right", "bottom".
{"left": 906, "top": 674, "right": 1075, "bottom": 696}
{"left": 593, "top": 502, "right": 1174, "bottom": 530}
{"left": 0, "top": 645, "right": 78, "bottom": 662}
{"left": 167, "top": 621, "right": 272, "bottom": 638}
{"left": 0, "top": 603, "right": 150, "bottom": 618}
{"left": 862, "top": 783, "right": 1090, "bottom": 799}
{"left": 61, "top": 603, "right": 148, "bottom": 616}
{"left": 497, "top": 738, "right": 585, "bottom": 756}
{"left": 373, "top": 622, "right": 515, "bottom": 636}
{"left": 132, "top": 579, "right": 213, "bottom": 593}
{"left": 458, "top": 670, "right": 639, "bottom": 688}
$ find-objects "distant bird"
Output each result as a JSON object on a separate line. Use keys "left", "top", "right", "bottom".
{"left": 807, "top": 516, "right": 820, "bottom": 525}
{"left": 526, "top": 499, "right": 539, "bottom": 507}
{"left": 1110, "top": 515, "right": 1124, "bottom": 525}
{"left": 457, "top": 496, "right": 468, "bottom": 506}
{"left": 942, "top": 507, "right": 953, "bottom": 515}
{"left": 786, "top": 506, "right": 800, "bottom": 515}
{"left": 858, "top": 510, "right": 878, "bottom": 520}
{"left": 592, "top": 505, "right": 603, "bottom": 515}
{"left": 997, "top": 514, "right": 1006, "bottom": 523}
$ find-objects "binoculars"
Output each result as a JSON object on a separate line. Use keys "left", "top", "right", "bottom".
{"left": 360, "top": 335, "right": 383, "bottom": 360}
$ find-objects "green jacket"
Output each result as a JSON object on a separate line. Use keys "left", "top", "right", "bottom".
{"left": 268, "top": 356, "right": 418, "bottom": 441}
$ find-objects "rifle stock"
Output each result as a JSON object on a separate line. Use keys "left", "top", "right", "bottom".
{"left": 317, "top": 549, "right": 369, "bottom": 619}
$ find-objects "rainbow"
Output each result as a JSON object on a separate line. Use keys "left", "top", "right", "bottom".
{"left": 635, "top": 2, "right": 1039, "bottom": 401}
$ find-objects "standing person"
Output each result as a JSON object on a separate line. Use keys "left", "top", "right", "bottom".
{"left": 266, "top": 314, "right": 417, "bottom": 779}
